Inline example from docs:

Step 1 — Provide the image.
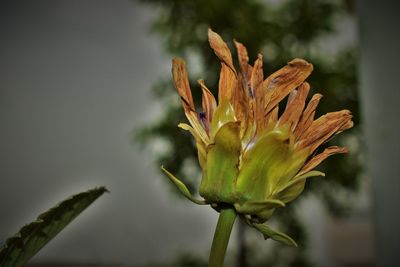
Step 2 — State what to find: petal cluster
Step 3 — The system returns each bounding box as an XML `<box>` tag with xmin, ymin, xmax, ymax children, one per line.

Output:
<box><xmin>164</xmin><ymin>29</ymin><xmax>353</xmax><ymax>244</ymax></box>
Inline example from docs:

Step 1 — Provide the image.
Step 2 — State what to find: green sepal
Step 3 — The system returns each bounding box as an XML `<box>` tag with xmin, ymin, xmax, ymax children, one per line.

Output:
<box><xmin>275</xmin><ymin>170</ymin><xmax>325</xmax><ymax>203</ymax></box>
<box><xmin>234</xmin><ymin>199</ymin><xmax>285</xmax><ymax>214</ymax></box>
<box><xmin>236</xmin><ymin>129</ymin><xmax>293</xmax><ymax>201</ymax></box>
<box><xmin>199</xmin><ymin>121</ymin><xmax>240</xmax><ymax>204</ymax></box>
<box><xmin>161</xmin><ymin>166</ymin><xmax>206</xmax><ymax>205</ymax></box>
<box><xmin>281</xmin><ymin>170</ymin><xmax>325</xmax><ymax>192</ymax></box>
<box><xmin>253</xmin><ymin>223</ymin><xmax>298</xmax><ymax>247</ymax></box>
<box><xmin>210</xmin><ymin>100</ymin><xmax>236</xmax><ymax>139</ymax></box>
<box><xmin>0</xmin><ymin>187</ymin><xmax>107</xmax><ymax>267</ymax></box>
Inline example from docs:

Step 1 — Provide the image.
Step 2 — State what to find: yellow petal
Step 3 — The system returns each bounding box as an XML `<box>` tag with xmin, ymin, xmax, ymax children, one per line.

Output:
<box><xmin>178</xmin><ymin>123</ymin><xmax>207</xmax><ymax>169</ymax></box>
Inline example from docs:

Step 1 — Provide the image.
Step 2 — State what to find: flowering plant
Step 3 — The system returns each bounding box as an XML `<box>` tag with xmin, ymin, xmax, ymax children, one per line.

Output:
<box><xmin>162</xmin><ymin>29</ymin><xmax>353</xmax><ymax>267</ymax></box>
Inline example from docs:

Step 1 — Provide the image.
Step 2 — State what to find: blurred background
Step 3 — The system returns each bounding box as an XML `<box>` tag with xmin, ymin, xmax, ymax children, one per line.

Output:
<box><xmin>0</xmin><ymin>0</ymin><xmax>399</xmax><ymax>266</ymax></box>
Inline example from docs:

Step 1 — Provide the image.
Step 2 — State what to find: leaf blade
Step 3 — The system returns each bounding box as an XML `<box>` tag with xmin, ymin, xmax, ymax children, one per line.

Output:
<box><xmin>0</xmin><ymin>186</ymin><xmax>108</xmax><ymax>267</ymax></box>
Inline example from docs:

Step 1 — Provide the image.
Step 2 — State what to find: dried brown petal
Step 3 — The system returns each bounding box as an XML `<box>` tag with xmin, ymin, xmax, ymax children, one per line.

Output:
<box><xmin>298</xmin><ymin>110</ymin><xmax>353</xmax><ymax>153</ymax></box>
<box><xmin>263</xmin><ymin>59</ymin><xmax>313</xmax><ymax>114</ymax></box>
<box><xmin>294</xmin><ymin>93</ymin><xmax>323</xmax><ymax>140</ymax></box>
<box><xmin>208</xmin><ymin>29</ymin><xmax>236</xmax><ymax>74</ymax></box>
<box><xmin>234</xmin><ymin>40</ymin><xmax>249</xmax><ymax>77</ymax></box>
<box><xmin>218</xmin><ymin>63</ymin><xmax>238</xmax><ymax>101</ymax></box>
<box><xmin>198</xmin><ymin>79</ymin><xmax>217</xmax><ymax>124</ymax></box>
<box><xmin>172</xmin><ymin>58</ymin><xmax>195</xmax><ymax>113</ymax></box>
<box><xmin>232</xmin><ymin>74</ymin><xmax>248</xmax><ymax>125</ymax></box>
<box><xmin>251</xmin><ymin>54</ymin><xmax>265</xmax><ymax>131</ymax></box>
<box><xmin>279</xmin><ymin>82</ymin><xmax>310</xmax><ymax>129</ymax></box>
<box><xmin>265</xmin><ymin>105</ymin><xmax>279</xmax><ymax>128</ymax></box>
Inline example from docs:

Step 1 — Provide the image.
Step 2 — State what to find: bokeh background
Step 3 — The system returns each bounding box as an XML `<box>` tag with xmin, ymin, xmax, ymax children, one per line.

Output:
<box><xmin>0</xmin><ymin>0</ymin><xmax>399</xmax><ymax>266</ymax></box>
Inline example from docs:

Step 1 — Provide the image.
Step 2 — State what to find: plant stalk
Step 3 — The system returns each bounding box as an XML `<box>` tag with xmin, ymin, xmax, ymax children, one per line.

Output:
<box><xmin>209</xmin><ymin>206</ymin><xmax>237</xmax><ymax>267</ymax></box>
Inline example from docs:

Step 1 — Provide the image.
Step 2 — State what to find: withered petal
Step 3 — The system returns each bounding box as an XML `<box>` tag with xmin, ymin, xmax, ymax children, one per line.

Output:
<box><xmin>234</xmin><ymin>39</ymin><xmax>249</xmax><ymax>77</ymax></box>
<box><xmin>251</xmin><ymin>54</ymin><xmax>265</xmax><ymax>131</ymax></box>
<box><xmin>298</xmin><ymin>110</ymin><xmax>353</xmax><ymax>153</ymax></box>
<box><xmin>172</xmin><ymin>58</ymin><xmax>195</xmax><ymax>113</ymax></box>
<box><xmin>279</xmin><ymin>82</ymin><xmax>310</xmax><ymax>130</ymax></box>
<box><xmin>218</xmin><ymin>63</ymin><xmax>237</xmax><ymax>102</ymax></box>
<box><xmin>263</xmin><ymin>58</ymin><xmax>313</xmax><ymax>114</ymax></box>
<box><xmin>294</xmin><ymin>93</ymin><xmax>323</xmax><ymax>140</ymax></box>
<box><xmin>198</xmin><ymin>79</ymin><xmax>217</xmax><ymax>124</ymax></box>
<box><xmin>208</xmin><ymin>28</ymin><xmax>236</xmax><ymax>74</ymax></box>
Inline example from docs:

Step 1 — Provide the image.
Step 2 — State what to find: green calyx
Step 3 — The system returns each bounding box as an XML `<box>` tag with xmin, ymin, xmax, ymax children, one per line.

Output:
<box><xmin>162</xmin><ymin>122</ymin><xmax>326</xmax><ymax>246</ymax></box>
<box><xmin>199</xmin><ymin>121</ymin><xmax>241</xmax><ymax>204</ymax></box>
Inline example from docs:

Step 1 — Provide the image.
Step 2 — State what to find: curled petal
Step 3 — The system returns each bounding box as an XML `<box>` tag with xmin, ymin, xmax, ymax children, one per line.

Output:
<box><xmin>208</xmin><ymin>29</ymin><xmax>236</xmax><ymax>74</ymax></box>
<box><xmin>172</xmin><ymin>58</ymin><xmax>195</xmax><ymax>113</ymax></box>
<box><xmin>172</xmin><ymin>58</ymin><xmax>210</xmax><ymax>144</ymax></box>
<box><xmin>198</xmin><ymin>79</ymin><xmax>217</xmax><ymax>125</ymax></box>
<box><xmin>263</xmin><ymin>58</ymin><xmax>313</xmax><ymax>114</ymax></box>
<box><xmin>178</xmin><ymin>123</ymin><xmax>207</xmax><ymax>169</ymax></box>
<box><xmin>210</xmin><ymin>100</ymin><xmax>236</xmax><ymax>139</ymax></box>
<box><xmin>208</xmin><ymin>29</ymin><xmax>237</xmax><ymax>102</ymax></box>
<box><xmin>298</xmin><ymin>110</ymin><xmax>353</xmax><ymax>153</ymax></box>
<box><xmin>298</xmin><ymin>146</ymin><xmax>348</xmax><ymax>175</ymax></box>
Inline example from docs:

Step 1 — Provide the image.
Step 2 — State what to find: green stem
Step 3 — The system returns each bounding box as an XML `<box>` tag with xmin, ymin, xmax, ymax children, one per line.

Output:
<box><xmin>209</xmin><ymin>207</ymin><xmax>237</xmax><ymax>267</ymax></box>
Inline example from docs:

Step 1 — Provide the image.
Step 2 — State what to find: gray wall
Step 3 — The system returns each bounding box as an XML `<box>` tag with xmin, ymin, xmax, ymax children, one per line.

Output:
<box><xmin>0</xmin><ymin>1</ymin><xmax>216</xmax><ymax>265</ymax></box>
<box><xmin>358</xmin><ymin>1</ymin><xmax>400</xmax><ymax>266</ymax></box>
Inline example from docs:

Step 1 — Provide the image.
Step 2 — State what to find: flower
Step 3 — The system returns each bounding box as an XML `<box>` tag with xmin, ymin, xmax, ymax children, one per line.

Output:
<box><xmin>162</xmin><ymin>29</ymin><xmax>353</xmax><ymax>245</ymax></box>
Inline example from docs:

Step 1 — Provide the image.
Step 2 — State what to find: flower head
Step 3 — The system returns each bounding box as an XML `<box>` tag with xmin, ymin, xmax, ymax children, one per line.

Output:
<box><xmin>162</xmin><ymin>29</ymin><xmax>353</xmax><ymax>245</ymax></box>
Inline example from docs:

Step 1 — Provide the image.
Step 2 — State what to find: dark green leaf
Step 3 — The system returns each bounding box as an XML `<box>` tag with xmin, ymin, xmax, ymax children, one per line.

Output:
<box><xmin>0</xmin><ymin>187</ymin><xmax>108</xmax><ymax>267</ymax></box>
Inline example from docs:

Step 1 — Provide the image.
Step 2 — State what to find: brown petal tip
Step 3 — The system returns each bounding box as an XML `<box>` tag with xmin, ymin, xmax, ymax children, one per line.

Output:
<box><xmin>288</xmin><ymin>58</ymin><xmax>313</xmax><ymax>71</ymax></box>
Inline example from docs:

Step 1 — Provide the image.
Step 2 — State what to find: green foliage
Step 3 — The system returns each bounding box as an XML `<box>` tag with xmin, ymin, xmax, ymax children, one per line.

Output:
<box><xmin>0</xmin><ymin>187</ymin><xmax>107</xmax><ymax>267</ymax></box>
<box><xmin>136</xmin><ymin>0</ymin><xmax>361</xmax><ymax>265</ymax></box>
